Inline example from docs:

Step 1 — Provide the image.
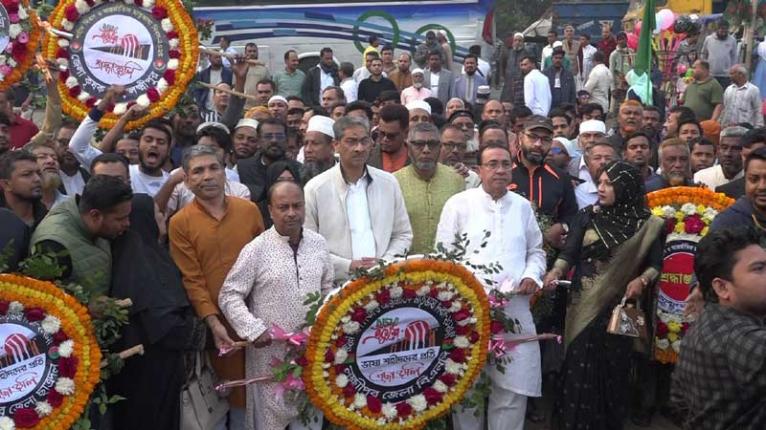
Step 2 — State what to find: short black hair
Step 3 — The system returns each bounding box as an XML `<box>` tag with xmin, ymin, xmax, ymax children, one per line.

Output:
<box><xmin>423</xmin><ymin>97</ymin><xmax>444</xmax><ymax>116</ymax></box>
<box><xmin>256</xmin><ymin>79</ymin><xmax>276</xmax><ymax>91</ymax></box>
<box><xmin>510</xmin><ymin>106</ymin><xmax>533</xmax><ymax>123</ymax></box>
<box><xmin>580</xmin><ymin>103</ymin><xmax>604</xmax><ymax>118</ymax></box>
<box><xmin>78</xmin><ymin>175</ymin><xmax>133</xmax><ymax>214</ymax></box>
<box><xmin>381</xmin><ymin>44</ymin><xmax>393</xmax><ymax>53</ymax></box>
<box><xmin>695</xmin><ymin>226</ymin><xmax>763</xmax><ymax>303</ymax></box>
<box><xmin>197</xmin><ymin>125</ymin><xmax>233</xmax><ymax>154</ymax></box>
<box><xmin>320</xmin><ymin>47</ymin><xmax>333</xmax><ymax>57</ymax></box>
<box><xmin>745</xmin><ymin>146</ymin><xmax>766</xmax><ymax>172</ymax></box>
<box><xmin>340</xmin><ymin>61</ymin><xmax>354</xmax><ymax>78</ymax></box>
<box><xmin>592</xmin><ymin>51</ymin><xmax>606</xmax><ymax>63</ymax></box>
<box><xmin>468</xmin><ymin>45</ymin><xmax>481</xmax><ymax>56</ymax></box>
<box><xmin>141</xmin><ymin>119</ymin><xmax>172</xmax><ymax>145</ymax></box>
<box><xmin>0</xmin><ymin>111</ymin><xmax>10</xmax><ymax>127</ymax></box>
<box><xmin>377</xmin><ymin>90</ymin><xmax>400</xmax><ymax>104</ymax></box>
<box><xmin>368</xmin><ymin>35</ymin><xmax>379</xmax><ymax>44</ymax></box>
<box><xmin>286</xmin><ymin>95</ymin><xmax>305</xmax><ymax>105</ymax></box>
<box><xmin>520</xmin><ymin>55</ymin><xmax>537</xmax><ymax>65</ymax></box>
<box><xmin>90</xmin><ymin>153</ymin><xmax>129</xmax><ymax>174</ymax></box>
<box><xmin>742</xmin><ymin>128</ymin><xmax>766</xmax><ymax>149</ymax></box>
<box><xmin>477</xmin><ymin>142</ymin><xmax>511</xmax><ymax>166</ymax></box>
<box><xmin>678</xmin><ymin>118</ymin><xmax>701</xmax><ymax>133</ymax></box>
<box><xmin>548</xmin><ymin>30</ymin><xmax>558</xmax><ymax>36</ymax></box>
<box><xmin>283</xmin><ymin>49</ymin><xmax>296</xmax><ymax>61</ymax></box>
<box><xmin>548</xmin><ymin>108</ymin><xmax>571</xmax><ymax>124</ymax></box>
<box><xmin>257</xmin><ymin>117</ymin><xmax>287</xmax><ymax>136</ymax></box>
<box><xmin>427</xmin><ymin>50</ymin><xmax>442</xmax><ymax>60</ymax></box>
<box><xmin>689</xmin><ymin>137</ymin><xmax>715</xmax><ymax>153</ymax></box>
<box><xmin>287</xmin><ymin>107</ymin><xmax>305</xmax><ymax>117</ymax></box>
<box><xmin>580</xmin><ymin>33</ymin><xmax>591</xmax><ymax>40</ymax></box>
<box><xmin>345</xmin><ymin>101</ymin><xmax>373</xmax><ymax>121</ymax></box>
<box><xmin>643</xmin><ymin>105</ymin><xmax>662</xmax><ymax>118</ymax></box>
<box><xmin>464</xmin><ymin>53</ymin><xmax>478</xmax><ymax>63</ymax></box>
<box><xmin>379</xmin><ymin>104</ymin><xmax>409</xmax><ymax>130</ymax></box>
<box><xmin>0</xmin><ymin>150</ymin><xmax>36</xmax><ymax>180</ymax></box>
<box><xmin>479</xmin><ymin>120</ymin><xmax>507</xmax><ymax>139</ymax></box>
<box><xmin>624</xmin><ymin>130</ymin><xmax>652</xmax><ymax>146</ymax></box>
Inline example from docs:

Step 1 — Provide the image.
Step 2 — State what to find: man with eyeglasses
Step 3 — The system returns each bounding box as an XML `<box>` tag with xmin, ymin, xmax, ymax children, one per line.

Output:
<box><xmin>367</xmin><ymin>104</ymin><xmax>410</xmax><ymax>173</ymax></box>
<box><xmin>237</xmin><ymin>117</ymin><xmax>302</xmax><ymax>201</ymax></box>
<box><xmin>509</xmin><ymin>115</ymin><xmax>577</xmax><ymax>249</ymax></box>
<box><xmin>437</xmin><ymin>141</ymin><xmax>546</xmax><ymax>430</ymax></box>
<box><xmin>439</xmin><ymin>123</ymin><xmax>481</xmax><ymax>189</ymax></box>
<box><xmin>394</xmin><ymin>122</ymin><xmax>464</xmax><ymax>253</ymax></box>
<box><xmin>304</xmin><ymin>115</ymin><xmax>412</xmax><ymax>282</ymax></box>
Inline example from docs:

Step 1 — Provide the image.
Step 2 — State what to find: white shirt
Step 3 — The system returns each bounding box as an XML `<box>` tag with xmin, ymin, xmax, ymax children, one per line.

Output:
<box><xmin>541</xmin><ymin>44</ymin><xmax>555</xmax><ymax>69</ymax></box>
<box><xmin>465</xmin><ymin>170</ymin><xmax>481</xmax><ymax>189</ymax></box>
<box><xmin>207</xmin><ymin>68</ymin><xmax>223</xmax><ymax>111</ymax></box>
<box><xmin>435</xmin><ymin>187</ymin><xmax>546</xmax><ymax>396</ymax></box>
<box><xmin>60</xmin><ymin>169</ymin><xmax>85</xmax><ymax>196</ymax></box>
<box><xmin>429</xmin><ymin>71</ymin><xmax>441</xmax><ymax>94</ymax></box>
<box><xmin>693</xmin><ymin>164</ymin><xmax>744</xmax><ymax>190</ymax></box>
<box><xmin>523</xmin><ymin>69</ymin><xmax>552</xmax><ymax>116</ymax></box>
<box><xmin>574</xmin><ymin>156</ymin><xmax>598</xmax><ymax>209</ymax></box>
<box><xmin>721</xmin><ymin>81</ymin><xmax>764</xmax><ymax>127</ymax></box>
<box><xmin>320</xmin><ymin>68</ymin><xmax>335</xmax><ymax>94</ymax></box>
<box><xmin>129</xmin><ymin>164</ymin><xmax>169</xmax><ymax>197</ymax></box>
<box><xmin>346</xmin><ymin>175</ymin><xmax>376</xmax><ymax>259</ymax></box>
<box><xmin>340</xmin><ymin>78</ymin><xmax>358</xmax><ymax>103</ymax></box>
<box><xmin>584</xmin><ymin>63</ymin><xmax>613</xmax><ymax>112</ymax></box>
<box><xmin>579</xmin><ymin>44</ymin><xmax>597</xmax><ymax>80</ymax></box>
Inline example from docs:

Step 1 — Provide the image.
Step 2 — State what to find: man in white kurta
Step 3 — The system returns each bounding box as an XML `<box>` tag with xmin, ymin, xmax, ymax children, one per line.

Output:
<box><xmin>219</xmin><ymin>182</ymin><xmax>333</xmax><ymax>430</ymax></box>
<box><xmin>520</xmin><ymin>56</ymin><xmax>552</xmax><ymax>116</ymax></box>
<box><xmin>435</xmin><ymin>144</ymin><xmax>546</xmax><ymax>430</ymax></box>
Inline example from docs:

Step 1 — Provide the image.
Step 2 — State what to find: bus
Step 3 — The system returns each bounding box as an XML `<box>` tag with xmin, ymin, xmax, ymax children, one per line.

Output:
<box><xmin>192</xmin><ymin>0</ymin><xmax>495</xmax><ymax>71</ymax></box>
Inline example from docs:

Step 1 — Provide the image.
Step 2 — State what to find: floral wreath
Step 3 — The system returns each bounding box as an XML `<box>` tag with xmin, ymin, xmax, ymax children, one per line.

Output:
<box><xmin>0</xmin><ymin>0</ymin><xmax>40</xmax><ymax>89</ymax></box>
<box><xmin>0</xmin><ymin>274</ymin><xmax>101</xmax><ymax>430</ymax></box>
<box><xmin>647</xmin><ymin>186</ymin><xmax>734</xmax><ymax>363</ymax></box>
<box><xmin>304</xmin><ymin>259</ymin><xmax>490</xmax><ymax>430</ymax></box>
<box><xmin>43</xmin><ymin>0</ymin><xmax>199</xmax><ymax>130</ymax></box>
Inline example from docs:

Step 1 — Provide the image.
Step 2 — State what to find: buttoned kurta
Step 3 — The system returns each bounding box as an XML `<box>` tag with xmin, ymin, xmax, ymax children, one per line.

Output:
<box><xmin>169</xmin><ymin>196</ymin><xmax>264</xmax><ymax>407</ymax></box>
<box><xmin>219</xmin><ymin>227</ymin><xmax>334</xmax><ymax>430</ymax></box>
<box><xmin>435</xmin><ymin>187</ymin><xmax>546</xmax><ymax>396</ymax></box>
<box><xmin>394</xmin><ymin>164</ymin><xmax>464</xmax><ymax>254</ymax></box>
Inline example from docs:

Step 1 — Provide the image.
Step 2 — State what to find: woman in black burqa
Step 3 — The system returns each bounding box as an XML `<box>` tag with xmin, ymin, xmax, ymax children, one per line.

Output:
<box><xmin>107</xmin><ymin>195</ymin><xmax>204</xmax><ymax>430</ymax></box>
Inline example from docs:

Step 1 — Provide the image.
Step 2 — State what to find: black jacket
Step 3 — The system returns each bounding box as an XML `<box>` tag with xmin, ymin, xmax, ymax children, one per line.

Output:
<box><xmin>543</xmin><ymin>66</ymin><xmax>577</xmax><ymax>107</ymax></box>
<box><xmin>710</xmin><ymin>196</ymin><xmax>766</xmax><ymax>232</ymax></box>
<box><xmin>301</xmin><ymin>65</ymin><xmax>339</xmax><ymax>106</ymax></box>
<box><xmin>510</xmin><ymin>162</ymin><xmax>578</xmax><ymax>225</ymax></box>
<box><xmin>715</xmin><ymin>177</ymin><xmax>744</xmax><ymax>200</ymax></box>
<box><xmin>237</xmin><ymin>153</ymin><xmax>303</xmax><ymax>202</ymax></box>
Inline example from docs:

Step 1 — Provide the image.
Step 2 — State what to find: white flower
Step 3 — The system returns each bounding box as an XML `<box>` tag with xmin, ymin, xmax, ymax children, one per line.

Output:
<box><xmin>77</xmin><ymin>91</ymin><xmax>91</xmax><ymax>102</ymax></box>
<box><xmin>161</xmin><ymin>18</ymin><xmax>174</xmax><ymax>33</ymax></box>
<box><xmin>17</xmin><ymin>6</ymin><xmax>27</xmax><ymax>20</ymax></box>
<box><xmin>58</xmin><ymin>39</ymin><xmax>70</xmax><ymax>48</ymax></box>
<box><xmin>65</xmin><ymin>76</ymin><xmax>79</xmax><ymax>89</ymax></box>
<box><xmin>0</xmin><ymin>416</ymin><xmax>15</xmax><ymax>430</ymax></box>
<box><xmin>157</xmin><ymin>78</ymin><xmax>168</xmax><ymax>93</ymax></box>
<box><xmin>363</xmin><ymin>300</ymin><xmax>379</xmax><ymax>312</ymax></box>
<box><xmin>167</xmin><ymin>59</ymin><xmax>179</xmax><ymax>70</ymax></box>
<box><xmin>55</xmin><ymin>377</ymin><xmax>75</xmax><ymax>395</ymax></box>
<box><xmin>7</xmin><ymin>58</ymin><xmax>16</xmax><ymax>68</ymax></box>
<box><xmin>335</xmin><ymin>374</ymin><xmax>348</xmax><ymax>388</ymax></box>
<box><xmin>407</xmin><ymin>394</ymin><xmax>427</xmax><ymax>412</ymax></box>
<box><xmin>56</xmin><ymin>58</ymin><xmax>69</xmax><ymax>67</ymax></box>
<box><xmin>8</xmin><ymin>24</ymin><xmax>21</xmax><ymax>39</ymax></box>
<box><xmin>62</xmin><ymin>20</ymin><xmax>74</xmax><ymax>32</ymax></box>
<box><xmin>680</xmin><ymin>203</ymin><xmax>697</xmax><ymax>216</ymax></box>
<box><xmin>656</xmin><ymin>338</ymin><xmax>670</xmax><ymax>350</ymax></box>
<box><xmin>389</xmin><ymin>285</ymin><xmax>403</xmax><ymax>298</ymax></box>
<box><xmin>75</xmin><ymin>0</ymin><xmax>91</xmax><ymax>14</ymax></box>
<box><xmin>671</xmin><ymin>340</ymin><xmax>682</xmax><ymax>353</ymax></box>
<box><xmin>342</xmin><ymin>321</ymin><xmax>360</xmax><ymax>335</ymax></box>
<box><xmin>334</xmin><ymin>348</ymin><xmax>348</xmax><ymax>364</ymax></box>
<box><xmin>0</xmin><ymin>56</ymin><xmax>6</xmax><ymax>66</ymax></box>
<box><xmin>445</xmin><ymin>358</ymin><xmax>461</xmax><ymax>375</ymax></box>
<box><xmin>432</xmin><ymin>380</ymin><xmax>449</xmax><ymax>393</ymax></box>
<box><xmin>113</xmin><ymin>102</ymin><xmax>128</xmax><ymax>116</ymax></box>
<box><xmin>453</xmin><ymin>336</ymin><xmax>470</xmax><ymax>348</ymax></box>
<box><xmin>35</xmin><ymin>400</ymin><xmax>53</xmax><ymax>416</ymax></box>
<box><xmin>8</xmin><ymin>301</ymin><xmax>23</xmax><ymax>314</ymax></box>
<box><xmin>169</xmin><ymin>38</ymin><xmax>179</xmax><ymax>49</ymax></box>
<box><xmin>41</xmin><ymin>315</ymin><xmax>61</xmax><ymax>335</ymax></box>
<box><xmin>662</xmin><ymin>205</ymin><xmax>676</xmax><ymax>218</ymax></box>
<box><xmin>0</xmin><ymin>75</ymin><xmax>5</xmax><ymax>82</ymax></box>
<box><xmin>437</xmin><ymin>290</ymin><xmax>454</xmax><ymax>301</ymax></box>
<box><xmin>352</xmin><ymin>393</ymin><xmax>367</xmax><ymax>409</ymax></box>
<box><xmin>136</xmin><ymin>94</ymin><xmax>151</xmax><ymax>107</ymax></box>
<box><xmin>58</xmin><ymin>340</ymin><xmax>74</xmax><ymax>358</ymax></box>
<box><xmin>382</xmin><ymin>402</ymin><xmax>397</xmax><ymax>420</ymax></box>
<box><xmin>340</xmin><ymin>315</ymin><xmax>351</xmax><ymax>323</ymax></box>
<box><xmin>143</xmin><ymin>0</ymin><xmax>156</xmax><ymax>7</ymax></box>
<box><xmin>416</xmin><ymin>286</ymin><xmax>430</xmax><ymax>296</ymax></box>
<box><xmin>449</xmin><ymin>301</ymin><xmax>462</xmax><ymax>313</ymax></box>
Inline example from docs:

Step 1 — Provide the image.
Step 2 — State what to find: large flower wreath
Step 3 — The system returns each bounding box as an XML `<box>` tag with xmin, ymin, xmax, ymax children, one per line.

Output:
<box><xmin>0</xmin><ymin>274</ymin><xmax>101</xmax><ymax>430</ymax></box>
<box><xmin>0</xmin><ymin>0</ymin><xmax>39</xmax><ymax>89</ymax></box>
<box><xmin>43</xmin><ymin>0</ymin><xmax>198</xmax><ymax>130</ymax></box>
<box><xmin>304</xmin><ymin>259</ymin><xmax>491</xmax><ymax>430</ymax></box>
<box><xmin>647</xmin><ymin>186</ymin><xmax>735</xmax><ymax>363</ymax></box>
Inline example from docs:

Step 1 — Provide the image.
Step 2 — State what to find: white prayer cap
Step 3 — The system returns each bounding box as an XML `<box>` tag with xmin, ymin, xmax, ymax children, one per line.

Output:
<box><xmin>554</xmin><ymin>137</ymin><xmax>579</xmax><ymax>157</ymax></box>
<box><xmin>306</xmin><ymin>115</ymin><xmax>335</xmax><ymax>139</ymax></box>
<box><xmin>406</xmin><ymin>100</ymin><xmax>431</xmax><ymax>115</ymax></box>
<box><xmin>196</xmin><ymin>121</ymin><xmax>230</xmax><ymax>135</ymax></box>
<box><xmin>268</xmin><ymin>95</ymin><xmax>288</xmax><ymax>105</ymax></box>
<box><xmin>411</xmin><ymin>68</ymin><xmax>425</xmax><ymax>76</ymax></box>
<box><xmin>552</xmin><ymin>40</ymin><xmax>563</xmax><ymax>48</ymax></box>
<box><xmin>514</xmin><ymin>32</ymin><xmax>525</xmax><ymax>40</ymax></box>
<box><xmin>578</xmin><ymin>119</ymin><xmax>606</xmax><ymax>135</ymax></box>
<box><xmin>235</xmin><ymin>118</ymin><xmax>259</xmax><ymax>132</ymax></box>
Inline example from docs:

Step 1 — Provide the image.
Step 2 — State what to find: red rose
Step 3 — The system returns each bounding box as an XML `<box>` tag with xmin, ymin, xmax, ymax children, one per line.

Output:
<box><xmin>53</xmin><ymin>330</ymin><xmax>69</xmax><ymax>345</ymax></box>
<box><xmin>375</xmin><ymin>289</ymin><xmax>390</xmax><ymax>305</ymax></box>
<box><xmin>423</xmin><ymin>387</ymin><xmax>442</xmax><ymax>405</ymax></box>
<box><xmin>403</xmin><ymin>288</ymin><xmax>416</xmax><ymax>299</ymax></box>
<box><xmin>335</xmin><ymin>336</ymin><xmax>346</xmax><ymax>348</ymax></box>
<box><xmin>367</xmin><ymin>395</ymin><xmax>382</xmax><ymax>413</ymax></box>
<box><xmin>168</xmin><ymin>50</ymin><xmax>180</xmax><ymax>59</ymax></box>
<box><xmin>681</xmin><ymin>322</ymin><xmax>690</xmax><ymax>333</ymax></box>
<box><xmin>163</xmin><ymin>69</ymin><xmax>176</xmax><ymax>85</ymax></box>
<box><xmin>85</xmin><ymin>97</ymin><xmax>97</xmax><ymax>108</ymax></box>
<box><xmin>64</xmin><ymin>5</ymin><xmax>79</xmax><ymax>22</ymax></box>
<box><xmin>439</xmin><ymin>373</ymin><xmax>457</xmax><ymax>386</ymax></box>
<box><xmin>55</xmin><ymin>47</ymin><xmax>69</xmax><ymax>59</ymax></box>
<box><xmin>167</xmin><ymin>31</ymin><xmax>179</xmax><ymax>40</ymax></box>
<box><xmin>324</xmin><ymin>349</ymin><xmax>334</xmax><ymax>363</ymax></box>
<box><xmin>5</xmin><ymin>2</ymin><xmax>18</xmax><ymax>14</ymax></box>
<box><xmin>449</xmin><ymin>348</ymin><xmax>467</xmax><ymax>363</ymax></box>
<box><xmin>11</xmin><ymin>42</ymin><xmax>26</xmax><ymax>62</ymax></box>
<box><xmin>146</xmin><ymin>88</ymin><xmax>160</xmax><ymax>103</ymax></box>
<box><xmin>25</xmin><ymin>308</ymin><xmax>45</xmax><ymax>321</ymax></box>
<box><xmin>395</xmin><ymin>401</ymin><xmax>412</xmax><ymax>417</ymax></box>
<box><xmin>455</xmin><ymin>325</ymin><xmax>471</xmax><ymax>336</ymax></box>
<box><xmin>468</xmin><ymin>331</ymin><xmax>480</xmax><ymax>343</ymax></box>
<box><xmin>13</xmin><ymin>408</ymin><xmax>40</xmax><ymax>428</ymax></box>
<box><xmin>665</xmin><ymin>218</ymin><xmax>676</xmax><ymax>234</ymax></box>
<box><xmin>0</xmin><ymin>300</ymin><xmax>9</xmax><ymax>315</ymax></box>
<box><xmin>47</xmin><ymin>389</ymin><xmax>64</xmax><ymax>407</ymax></box>
<box><xmin>490</xmin><ymin>320</ymin><xmax>504</xmax><ymax>335</ymax></box>
<box><xmin>429</xmin><ymin>288</ymin><xmax>439</xmax><ymax>298</ymax></box>
<box><xmin>656</xmin><ymin>321</ymin><xmax>669</xmax><ymax>337</ymax></box>
<box><xmin>350</xmin><ymin>307</ymin><xmax>366</xmax><ymax>323</ymax></box>
<box><xmin>334</xmin><ymin>364</ymin><xmax>346</xmax><ymax>374</ymax></box>
<box><xmin>441</xmin><ymin>300</ymin><xmax>452</xmax><ymax>309</ymax></box>
<box><xmin>85</xmin><ymin>0</ymin><xmax>96</xmax><ymax>6</ymax></box>
<box><xmin>134</xmin><ymin>0</ymin><xmax>143</xmax><ymax>5</ymax></box>
<box><xmin>453</xmin><ymin>309</ymin><xmax>470</xmax><ymax>322</ymax></box>
<box><xmin>59</xmin><ymin>69</ymin><xmax>69</xmax><ymax>81</ymax></box>
<box><xmin>151</xmin><ymin>6</ymin><xmax>167</xmax><ymax>20</ymax></box>
<box><xmin>68</xmin><ymin>86</ymin><xmax>81</xmax><ymax>97</ymax></box>
<box><xmin>295</xmin><ymin>356</ymin><xmax>308</xmax><ymax>367</ymax></box>
<box><xmin>58</xmin><ymin>356</ymin><xmax>78</xmax><ymax>378</ymax></box>
<box><xmin>342</xmin><ymin>384</ymin><xmax>355</xmax><ymax>398</ymax></box>
<box><xmin>684</xmin><ymin>214</ymin><xmax>705</xmax><ymax>235</ymax></box>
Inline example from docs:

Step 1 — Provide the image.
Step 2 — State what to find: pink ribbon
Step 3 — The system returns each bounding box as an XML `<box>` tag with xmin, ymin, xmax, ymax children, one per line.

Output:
<box><xmin>488</xmin><ymin>333</ymin><xmax>562</xmax><ymax>357</ymax></box>
<box><xmin>274</xmin><ymin>373</ymin><xmax>305</xmax><ymax>397</ymax></box>
<box><xmin>487</xmin><ymin>293</ymin><xmax>509</xmax><ymax>309</ymax></box>
<box><xmin>215</xmin><ymin>375</ymin><xmax>273</xmax><ymax>392</ymax></box>
<box><xmin>268</xmin><ymin>324</ymin><xmax>308</xmax><ymax>347</ymax></box>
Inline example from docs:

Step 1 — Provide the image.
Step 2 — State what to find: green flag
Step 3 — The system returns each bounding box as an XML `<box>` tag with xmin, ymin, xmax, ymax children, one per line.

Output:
<box><xmin>634</xmin><ymin>0</ymin><xmax>655</xmax><ymax>74</ymax></box>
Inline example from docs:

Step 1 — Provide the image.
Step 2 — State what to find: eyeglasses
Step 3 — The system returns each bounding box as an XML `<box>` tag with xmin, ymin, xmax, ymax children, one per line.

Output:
<box><xmin>482</xmin><ymin>161</ymin><xmax>512</xmax><ymax>170</ymax></box>
<box><xmin>378</xmin><ymin>131</ymin><xmax>401</xmax><ymax>141</ymax></box>
<box><xmin>409</xmin><ymin>140</ymin><xmax>440</xmax><ymax>150</ymax></box>
<box><xmin>524</xmin><ymin>132</ymin><xmax>553</xmax><ymax>144</ymax></box>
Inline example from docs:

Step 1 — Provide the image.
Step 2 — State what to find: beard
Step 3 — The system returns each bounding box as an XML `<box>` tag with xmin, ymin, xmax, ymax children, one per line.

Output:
<box><xmin>522</xmin><ymin>146</ymin><xmax>546</xmax><ymax>165</ymax></box>
<box><xmin>41</xmin><ymin>171</ymin><xmax>62</xmax><ymax>191</ymax></box>
<box><xmin>413</xmin><ymin>81</ymin><xmax>423</xmax><ymax>89</ymax></box>
<box><xmin>666</xmin><ymin>172</ymin><xmax>687</xmax><ymax>186</ymax></box>
<box><xmin>264</xmin><ymin>144</ymin><xmax>286</xmax><ymax>161</ymax></box>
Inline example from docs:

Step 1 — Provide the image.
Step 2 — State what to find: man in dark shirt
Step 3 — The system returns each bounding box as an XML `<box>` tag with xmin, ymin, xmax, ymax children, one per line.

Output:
<box><xmin>673</xmin><ymin>226</ymin><xmax>766</xmax><ymax>429</ymax></box>
<box><xmin>711</xmin><ymin>147</ymin><xmax>766</xmax><ymax>231</ymax></box>
<box><xmin>716</xmin><ymin>128</ymin><xmax>766</xmax><ymax>199</ymax></box>
<box><xmin>358</xmin><ymin>58</ymin><xmax>397</xmax><ymax>104</ymax></box>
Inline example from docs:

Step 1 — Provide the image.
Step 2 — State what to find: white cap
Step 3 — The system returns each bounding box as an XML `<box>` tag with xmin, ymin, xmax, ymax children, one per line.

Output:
<box><xmin>196</xmin><ymin>121</ymin><xmax>230</xmax><ymax>134</ymax></box>
<box><xmin>477</xmin><ymin>85</ymin><xmax>491</xmax><ymax>95</ymax></box>
<box><xmin>405</xmin><ymin>100</ymin><xmax>431</xmax><ymax>115</ymax></box>
<box><xmin>235</xmin><ymin>118</ymin><xmax>259</xmax><ymax>132</ymax></box>
<box><xmin>552</xmin><ymin>40</ymin><xmax>563</xmax><ymax>48</ymax></box>
<box><xmin>268</xmin><ymin>95</ymin><xmax>288</xmax><ymax>105</ymax></box>
<box><xmin>514</xmin><ymin>32</ymin><xmax>525</xmax><ymax>39</ymax></box>
<box><xmin>411</xmin><ymin>68</ymin><xmax>424</xmax><ymax>76</ymax></box>
<box><xmin>554</xmin><ymin>137</ymin><xmax>579</xmax><ymax>157</ymax></box>
<box><xmin>579</xmin><ymin>119</ymin><xmax>606</xmax><ymax>135</ymax></box>
<box><xmin>306</xmin><ymin>115</ymin><xmax>335</xmax><ymax>139</ymax></box>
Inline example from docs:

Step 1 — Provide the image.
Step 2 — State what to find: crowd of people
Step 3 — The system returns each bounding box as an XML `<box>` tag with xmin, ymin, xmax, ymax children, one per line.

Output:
<box><xmin>0</xmin><ymin>20</ymin><xmax>765</xmax><ymax>430</ymax></box>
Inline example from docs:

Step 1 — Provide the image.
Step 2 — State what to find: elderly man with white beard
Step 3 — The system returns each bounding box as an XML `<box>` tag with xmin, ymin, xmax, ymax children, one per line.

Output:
<box><xmin>26</xmin><ymin>142</ymin><xmax>67</xmax><ymax>209</ymax></box>
<box><xmin>401</xmin><ymin>68</ymin><xmax>433</xmax><ymax>105</ymax></box>
<box><xmin>301</xmin><ymin>115</ymin><xmax>337</xmax><ymax>184</ymax></box>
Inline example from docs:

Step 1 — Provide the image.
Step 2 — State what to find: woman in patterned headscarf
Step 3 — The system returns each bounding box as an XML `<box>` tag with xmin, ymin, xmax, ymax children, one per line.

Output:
<box><xmin>543</xmin><ymin>161</ymin><xmax>666</xmax><ymax>430</ymax></box>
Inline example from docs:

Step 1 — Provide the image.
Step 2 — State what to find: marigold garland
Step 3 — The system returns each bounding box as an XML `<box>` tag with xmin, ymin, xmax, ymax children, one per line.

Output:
<box><xmin>0</xmin><ymin>0</ymin><xmax>40</xmax><ymax>91</ymax></box>
<box><xmin>42</xmin><ymin>0</ymin><xmax>198</xmax><ymax>130</ymax></box>
<box><xmin>0</xmin><ymin>274</ymin><xmax>101</xmax><ymax>430</ymax></box>
<box><xmin>304</xmin><ymin>259</ymin><xmax>491</xmax><ymax>430</ymax></box>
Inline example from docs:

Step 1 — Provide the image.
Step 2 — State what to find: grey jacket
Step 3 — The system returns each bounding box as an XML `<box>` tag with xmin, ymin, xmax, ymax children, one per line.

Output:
<box><xmin>423</xmin><ymin>69</ymin><xmax>454</xmax><ymax>105</ymax></box>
